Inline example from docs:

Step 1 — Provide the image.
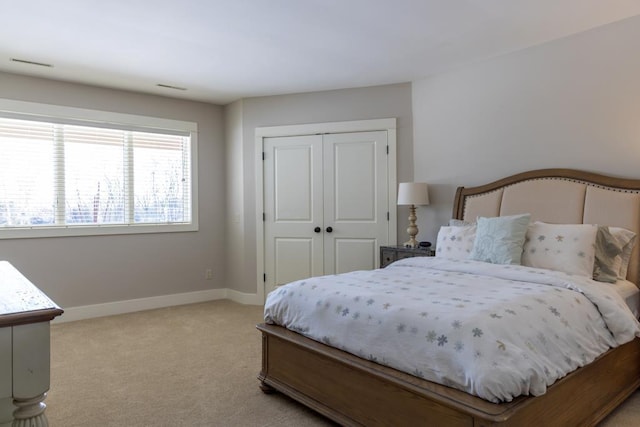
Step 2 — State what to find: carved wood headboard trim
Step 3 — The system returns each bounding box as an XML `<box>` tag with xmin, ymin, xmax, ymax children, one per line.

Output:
<box><xmin>453</xmin><ymin>168</ymin><xmax>640</xmax><ymax>220</ymax></box>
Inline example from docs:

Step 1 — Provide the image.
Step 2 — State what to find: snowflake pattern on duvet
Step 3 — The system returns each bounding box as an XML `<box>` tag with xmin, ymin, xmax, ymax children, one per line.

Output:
<box><xmin>264</xmin><ymin>257</ymin><xmax>640</xmax><ymax>403</ymax></box>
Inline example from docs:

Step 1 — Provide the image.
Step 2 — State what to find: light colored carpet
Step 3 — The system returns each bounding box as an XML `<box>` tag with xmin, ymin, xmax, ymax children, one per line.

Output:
<box><xmin>47</xmin><ymin>300</ymin><xmax>333</xmax><ymax>427</ymax></box>
<box><xmin>45</xmin><ymin>300</ymin><xmax>639</xmax><ymax>426</ymax></box>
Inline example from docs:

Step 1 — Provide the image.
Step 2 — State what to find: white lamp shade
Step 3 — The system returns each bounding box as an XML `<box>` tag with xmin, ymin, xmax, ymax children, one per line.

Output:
<box><xmin>397</xmin><ymin>182</ymin><xmax>430</xmax><ymax>206</ymax></box>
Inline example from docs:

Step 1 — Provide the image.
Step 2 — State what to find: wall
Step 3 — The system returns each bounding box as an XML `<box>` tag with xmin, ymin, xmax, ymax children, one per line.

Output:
<box><xmin>224</xmin><ymin>83</ymin><xmax>413</xmax><ymax>295</ymax></box>
<box><xmin>412</xmin><ymin>15</ymin><xmax>640</xmax><ymax>242</ymax></box>
<box><xmin>0</xmin><ymin>72</ymin><xmax>226</xmax><ymax>311</ymax></box>
<box><xmin>10</xmin><ymin>12</ymin><xmax>635</xmax><ymax>310</ymax></box>
<box><xmin>224</xmin><ymin>99</ymin><xmax>248</xmax><ymax>302</ymax></box>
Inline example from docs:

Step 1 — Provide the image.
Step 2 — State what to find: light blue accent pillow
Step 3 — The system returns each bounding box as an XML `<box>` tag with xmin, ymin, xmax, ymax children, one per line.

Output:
<box><xmin>469</xmin><ymin>213</ymin><xmax>531</xmax><ymax>265</ymax></box>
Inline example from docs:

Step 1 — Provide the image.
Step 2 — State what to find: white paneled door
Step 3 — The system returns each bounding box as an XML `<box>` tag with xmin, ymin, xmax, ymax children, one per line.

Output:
<box><xmin>264</xmin><ymin>130</ymin><xmax>389</xmax><ymax>296</ymax></box>
<box><xmin>264</xmin><ymin>134</ymin><xmax>324</xmax><ymax>288</ymax></box>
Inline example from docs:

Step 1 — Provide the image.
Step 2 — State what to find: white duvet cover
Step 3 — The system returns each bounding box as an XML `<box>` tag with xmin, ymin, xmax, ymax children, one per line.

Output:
<box><xmin>264</xmin><ymin>257</ymin><xmax>640</xmax><ymax>403</ymax></box>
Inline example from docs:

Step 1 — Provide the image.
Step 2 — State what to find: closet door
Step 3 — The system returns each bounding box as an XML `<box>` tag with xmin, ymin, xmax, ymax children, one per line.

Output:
<box><xmin>323</xmin><ymin>131</ymin><xmax>388</xmax><ymax>274</ymax></box>
<box><xmin>263</xmin><ymin>135</ymin><xmax>323</xmax><ymax>291</ymax></box>
<box><xmin>263</xmin><ymin>131</ymin><xmax>390</xmax><ymax>295</ymax></box>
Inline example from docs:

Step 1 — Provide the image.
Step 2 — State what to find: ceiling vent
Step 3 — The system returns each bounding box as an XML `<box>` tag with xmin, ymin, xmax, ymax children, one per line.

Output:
<box><xmin>10</xmin><ymin>58</ymin><xmax>53</xmax><ymax>68</ymax></box>
<box><xmin>156</xmin><ymin>84</ymin><xmax>187</xmax><ymax>91</ymax></box>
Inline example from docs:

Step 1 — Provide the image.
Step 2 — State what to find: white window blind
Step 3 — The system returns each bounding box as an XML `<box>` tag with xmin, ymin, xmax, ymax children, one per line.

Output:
<box><xmin>0</xmin><ymin>108</ymin><xmax>196</xmax><ymax>238</ymax></box>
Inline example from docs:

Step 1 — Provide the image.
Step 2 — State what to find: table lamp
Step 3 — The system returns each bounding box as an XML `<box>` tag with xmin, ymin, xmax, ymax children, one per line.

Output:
<box><xmin>397</xmin><ymin>182</ymin><xmax>430</xmax><ymax>248</ymax></box>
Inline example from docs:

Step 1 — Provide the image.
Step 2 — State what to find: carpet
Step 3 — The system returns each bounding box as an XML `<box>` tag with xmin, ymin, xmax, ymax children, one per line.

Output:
<box><xmin>45</xmin><ymin>300</ymin><xmax>638</xmax><ymax>426</ymax></box>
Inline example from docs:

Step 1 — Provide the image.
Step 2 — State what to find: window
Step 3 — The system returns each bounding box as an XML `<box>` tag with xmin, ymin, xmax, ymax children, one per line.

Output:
<box><xmin>0</xmin><ymin>99</ymin><xmax>198</xmax><ymax>238</ymax></box>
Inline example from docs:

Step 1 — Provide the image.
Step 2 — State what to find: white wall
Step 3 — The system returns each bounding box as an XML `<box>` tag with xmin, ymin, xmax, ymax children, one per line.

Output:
<box><xmin>224</xmin><ymin>100</ymin><xmax>249</xmax><ymax>301</ymax></box>
<box><xmin>0</xmin><ymin>72</ymin><xmax>226</xmax><ymax>311</ymax></box>
<box><xmin>8</xmin><ymin>12</ymin><xmax>637</xmax><ymax>311</ymax></box>
<box><xmin>412</xmin><ymin>15</ymin><xmax>640</xmax><ymax>243</ymax></box>
<box><xmin>224</xmin><ymin>83</ymin><xmax>413</xmax><ymax>295</ymax></box>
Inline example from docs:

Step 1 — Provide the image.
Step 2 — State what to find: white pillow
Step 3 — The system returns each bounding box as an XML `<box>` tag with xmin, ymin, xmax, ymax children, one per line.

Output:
<box><xmin>435</xmin><ymin>225</ymin><xmax>476</xmax><ymax>260</ymax></box>
<box><xmin>521</xmin><ymin>222</ymin><xmax>598</xmax><ymax>277</ymax></box>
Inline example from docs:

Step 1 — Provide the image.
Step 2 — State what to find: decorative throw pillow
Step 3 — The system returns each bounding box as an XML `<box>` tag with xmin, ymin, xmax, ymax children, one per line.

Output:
<box><xmin>608</xmin><ymin>227</ymin><xmax>637</xmax><ymax>280</ymax></box>
<box><xmin>593</xmin><ymin>226</ymin><xmax>624</xmax><ymax>283</ymax></box>
<box><xmin>521</xmin><ymin>222</ymin><xmax>598</xmax><ymax>277</ymax></box>
<box><xmin>435</xmin><ymin>225</ymin><xmax>476</xmax><ymax>260</ymax></box>
<box><xmin>469</xmin><ymin>213</ymin><xmax>531</xmax><ymax>265</ymax></box>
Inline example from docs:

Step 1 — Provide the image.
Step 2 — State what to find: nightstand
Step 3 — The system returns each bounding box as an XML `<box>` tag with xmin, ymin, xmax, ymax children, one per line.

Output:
<box><xmin>379</xmin><ymin>245</ymin><xmax>435</xmax><ymax>268</ymax></box>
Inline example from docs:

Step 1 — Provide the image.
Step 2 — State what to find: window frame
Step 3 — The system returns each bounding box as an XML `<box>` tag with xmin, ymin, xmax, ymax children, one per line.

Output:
<box><xmin>0</xmin><ymin>98</ymin><xmax>199</xmax><ymax>239</ymax></box>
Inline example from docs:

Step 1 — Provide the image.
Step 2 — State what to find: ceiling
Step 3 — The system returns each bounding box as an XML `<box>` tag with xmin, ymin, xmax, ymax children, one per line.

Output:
<box><xmin>2</xmin><ymin>1</ymin><xmax>640</xmax><ymax>105</ymax></box>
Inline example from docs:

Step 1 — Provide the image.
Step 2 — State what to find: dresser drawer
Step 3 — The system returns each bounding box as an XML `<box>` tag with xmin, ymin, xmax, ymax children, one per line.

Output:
<box><xmin>0</xmin><ymin>328</ymin><xmax>10</xmax><ymax>399</ymax></box>
<box><xmin>379</xmin><ymin>245</ymin><xmax>434</xmax><ymax>268</ymax></box>
<box><xmin>399</xmin><ymin>251</ymin><xmax>423</xmax><ymax>260</ymax></box>
<box><xmin>380</xmin><ymin>248</ymin><xmax>397</xmax><ymax>268</ymax></box>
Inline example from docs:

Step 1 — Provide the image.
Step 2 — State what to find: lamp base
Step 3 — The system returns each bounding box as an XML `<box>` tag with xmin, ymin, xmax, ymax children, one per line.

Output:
<box><xmin>403</xmin><ymin>239</ymin><xmax>419</xmax><ymax>249</ymax></box>
<box><xmin>404</xmin><ymin>205</ymin><xmax>419</xmax><ymax>249</ymax></box>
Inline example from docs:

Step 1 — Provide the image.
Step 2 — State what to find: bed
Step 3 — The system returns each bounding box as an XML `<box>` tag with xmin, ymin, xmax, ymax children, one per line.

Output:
<box><xmin>257</xmin><ymin>168</ymin><xmax>640</xmax><ymax>426</ymax></box>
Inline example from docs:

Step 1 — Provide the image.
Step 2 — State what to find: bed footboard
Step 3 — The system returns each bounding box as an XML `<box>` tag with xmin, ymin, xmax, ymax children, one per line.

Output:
<box><xmin>258</xmin><ymin>323</ymin><xmax>640</xmax><ymax>427</ymax></box>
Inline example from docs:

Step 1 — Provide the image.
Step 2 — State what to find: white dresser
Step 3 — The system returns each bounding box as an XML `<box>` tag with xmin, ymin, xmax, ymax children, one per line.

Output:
<box><xmin>0</xmin><ymin>261</ymin><xmax>63</xmax><ymax>427</ymax></box>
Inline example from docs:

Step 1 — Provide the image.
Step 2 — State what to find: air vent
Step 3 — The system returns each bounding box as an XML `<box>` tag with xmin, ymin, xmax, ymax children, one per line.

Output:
<box><xmin>156</xmin><ymin>84</ymin><xmax>187</xmax><ymax>91</ymax></box>
<box><xmin>10</xmin><ymin>58</ymin><xmax>53</xmax><ymax>68</ymax></box>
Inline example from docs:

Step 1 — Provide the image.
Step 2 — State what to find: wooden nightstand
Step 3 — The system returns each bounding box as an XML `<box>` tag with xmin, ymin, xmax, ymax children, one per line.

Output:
<box><xmin>379</xmin><ymin>245</ymin><xmax>434</xmax><ymax>268</ymax></box>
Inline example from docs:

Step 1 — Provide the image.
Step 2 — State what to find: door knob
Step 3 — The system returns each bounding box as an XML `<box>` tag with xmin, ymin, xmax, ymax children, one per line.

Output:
<box><xmin>326</xmin><ymin>226</ymin><xmax>333</xmax><ymax>233</ymax></box>
<box><xmin>314</xmin><ymin>227</ymin><xmax>321</xmax><ymax>233</ymax></box>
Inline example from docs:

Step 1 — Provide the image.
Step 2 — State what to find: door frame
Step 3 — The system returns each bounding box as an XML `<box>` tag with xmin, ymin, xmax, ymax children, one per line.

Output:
<box><xmin>255</xmin><ymin>118</ymin><xmax>397</xmax><ymax>303</ymax></box>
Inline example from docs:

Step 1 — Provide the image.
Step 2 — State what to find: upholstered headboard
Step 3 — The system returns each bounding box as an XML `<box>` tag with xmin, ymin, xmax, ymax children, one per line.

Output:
<box><xmin>453</xmin><ymin>169</ymin><xmax>640</xmax><ymax>284</ymax></box>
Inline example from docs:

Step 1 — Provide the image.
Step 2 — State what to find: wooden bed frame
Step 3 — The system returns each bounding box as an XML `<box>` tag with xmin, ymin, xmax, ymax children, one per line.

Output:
<box><xmin>257</xmin><ymin>169</ymin><xmax>640</xmax><ymax>426</ymax></box>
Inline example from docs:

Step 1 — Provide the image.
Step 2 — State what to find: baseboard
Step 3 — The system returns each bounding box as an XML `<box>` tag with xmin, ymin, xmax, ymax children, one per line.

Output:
<box><xmin>226</xmin><ymin>289</ymin><xmax>263</xmax><ymax>305</ymax></box>
<box><xmin>54</xmin><ymin>288</ymin><xmax>264</xmax><ymax>324</ymax></box>
<box><xmin>54</xmin><ymin>288</ymin><xmax>229</xmax><ymax>324</ymax></box>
